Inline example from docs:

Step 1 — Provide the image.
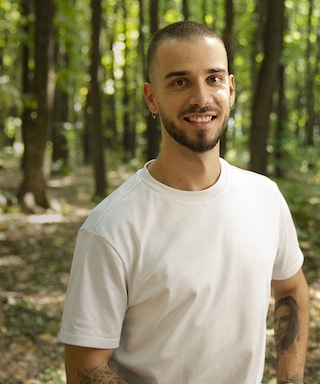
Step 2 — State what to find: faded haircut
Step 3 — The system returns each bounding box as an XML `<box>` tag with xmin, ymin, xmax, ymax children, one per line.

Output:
<box><xmin>146</xmin><ymin>20</ymin><xmax>226</xmax><ymax>82</ymax></box>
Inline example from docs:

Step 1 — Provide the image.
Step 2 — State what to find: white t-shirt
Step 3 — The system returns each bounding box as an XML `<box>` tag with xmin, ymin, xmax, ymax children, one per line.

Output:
<box><xmin>59</xmin><ymin>159</ymin><xmax>303</xmax><ymax>384</ymax></box>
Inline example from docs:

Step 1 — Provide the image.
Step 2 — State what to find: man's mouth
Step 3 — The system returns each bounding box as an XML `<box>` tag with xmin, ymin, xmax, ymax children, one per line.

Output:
<box><xmin>185</xmin><ymin>115</ymin><xmax>216</xmax><ymax>123</ymax></box>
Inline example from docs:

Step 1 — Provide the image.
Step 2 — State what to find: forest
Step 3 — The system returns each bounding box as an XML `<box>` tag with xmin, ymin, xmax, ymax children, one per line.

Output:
<box><xmin>0</xmin><ymin>0</ymin><xmax>319</xmax><ymax>383</ymax></box>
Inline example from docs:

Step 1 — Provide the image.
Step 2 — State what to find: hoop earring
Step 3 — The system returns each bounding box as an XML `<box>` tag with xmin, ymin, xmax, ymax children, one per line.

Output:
<box><xmin>151</xmin><ymin>113</ymin><xmax>156</xmax><ymax>119</ymax></box>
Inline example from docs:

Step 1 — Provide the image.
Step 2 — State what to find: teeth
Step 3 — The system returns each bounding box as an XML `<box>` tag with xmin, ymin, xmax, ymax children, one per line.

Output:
<box><xmin>188</xmin><ymin>116</ymin><xmax>213</xmax><ymax>123</ymax></box>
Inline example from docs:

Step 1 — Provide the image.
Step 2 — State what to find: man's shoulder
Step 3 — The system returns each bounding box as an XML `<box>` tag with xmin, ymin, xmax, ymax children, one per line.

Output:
<box><xmin>223</xmin><ymin>159</ymin><xmax>278</xmax><ymax>190</ymax></box>
<box><xmin>82</xmin><ymin>169</ymin><xmax>147</xmax><ymax>229</ymax></box>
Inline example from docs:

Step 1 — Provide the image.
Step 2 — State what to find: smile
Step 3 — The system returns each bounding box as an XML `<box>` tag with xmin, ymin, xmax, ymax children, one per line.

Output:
<box><xmin>186</xmin><ymin>115</ymin><xmax>215</xmax><ymax>123</ymax></box>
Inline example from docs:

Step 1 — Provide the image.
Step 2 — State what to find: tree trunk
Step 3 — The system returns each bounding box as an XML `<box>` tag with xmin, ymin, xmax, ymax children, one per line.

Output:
<box><xmin>138</xmin><ymin>0</ymin><xmax>147</xmax><ymax>79</ymax></box>
<box><xmin>251</xmin><ymin>0</ymin><xmax>268</xmax><ymax>93</ymax></box>
<box><xmin>182</xmin><ymin>0</ymin><xmax>190</xmax><ymax>20</ymax></box>
<box><xmin>221</xmin><ymin>0</ymin><xmax>234</xmax><ymax>158</ymax></box>
<box><xmin>274</xmin><ymin>65</ymin><xmax>286</xmax><ymax>178</ymax></box>
<box><xmin>18</xmin><ymin>0</ymin><xmax>55</xmax><ymax>211</ymax></box>
<box><xmin>145</xmin><ymin>0</ymin><xmax>161</xmax><ymax>161</ymax></box>
<box><xmin>305</xmin><ymin>0</ymin><xmax>315</xmax><ymax>146</ymax></box>
<box><xmin>122</xmin><ymin>1</ymin><xmax>136</xmax><ymax>161</ymax></box>
<box><xmin>52</xmin><ymin>41</ymin><xmax>69</xmax><ymax>168</ymax></box>
<box><xmin>105</xmin><ymin>32</ymin><xmax>118</xmax><ymax>150</ymax></box>
<box><xmin>249</xmin><ymin>0</ymin><xmax>285</xmax><ymax>175</ymax></box>
<box><xmin>20</xmin><ymin>0</ymin><xmax>32</xmax><ymax>170</ymax></box>
<box><xmin>314</xmin><ymin>33</ymin><xmax>320</xmax><ymax>141</ymax></box>
<box><xmin>87</xmin><ymin>0</ymin><xmax>107</xmax><ymax>197</ymax></box>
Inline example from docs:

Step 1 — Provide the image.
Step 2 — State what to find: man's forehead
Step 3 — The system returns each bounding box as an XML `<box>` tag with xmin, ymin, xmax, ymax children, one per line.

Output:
<box><xmin>156</xmin><ymin>37</ymin><xmax>228</xmax><ymax>71</ymax></box>
<box><xmin>155</xmin><ymin>36</ymin><xmax>227</xmax><ymax>62</ymax></box>
<box><xmin>158</xmin><ymin>35</ymin><xmax>225</xmax><ymax>50</ymax></box>
<box><xmin>148</xmin><ymin>36</ymin><xmax>228</xmax><ymax>83</ymax></box>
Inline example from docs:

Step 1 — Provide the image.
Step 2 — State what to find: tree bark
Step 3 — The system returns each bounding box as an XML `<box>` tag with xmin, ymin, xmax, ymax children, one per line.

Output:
<box><xmin>20</xmin><ymin>0</ymin><xmax>31</xmax><ymax>170</ymax></box>
<box><xmin>122</xmin><ymin>0</ymin><xmax>136</xmax><ymax>161</ymax></box>
<box><xmin>249</xmin><ymin>0</ymin><xmax>285</xmax><ymax>175</ymax></box>
<box><xmin>305</xmin><ymin>0</ymin><xmax>315</xmax><ymax>146</ymax></box>
<box><xmin>145</xmin><ymin>0</ymin><xmax>161</xmax><ymax>161</ymax></box>
<box><xmin>274</xmin><ymin>65</ymin><xmax>286</xmax><ymax>178</ymax></box>
<box><xmin>18</xmin><ymin>0</ymin><xmax>55</xmax><ymax>211</ymax></box>
<box><xmin>87</xmin><ymin>0</ymin><xmax>107</xmax><ymax>197</ymax></box>
<box><xmin>221</xmin><ymin>0</ymin><xmax>234</xmax><ymax>158</ymax></box>
<box><xmin>182</xmin><ymin>0</ymin><xmax>190</xmax><ymax>20</ymax></box>
<box><xmin>52</xmin><ymin>41</ymin><xmax>69</xmax><ymax>168</ymax></box>
<box><xmin>251</xmin><ymin>0</ymin><xmax>267</xmax><ymax>93</ymax></box>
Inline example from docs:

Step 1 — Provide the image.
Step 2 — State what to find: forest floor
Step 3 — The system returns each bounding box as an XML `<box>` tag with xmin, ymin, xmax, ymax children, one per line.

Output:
<box><xmin>0</xmin><ymin>160</ymin><xmax>319</xmax><ymax>384</ymax></box>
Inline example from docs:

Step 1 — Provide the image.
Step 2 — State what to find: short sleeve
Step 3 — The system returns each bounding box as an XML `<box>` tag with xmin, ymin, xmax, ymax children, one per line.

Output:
<box><xmin>272</xmin><ymin>192</ymin><xmax>304</xmax><ymax>280</ymax></box>
<box><xmin>59</xmin><ymin>229</ymin><xmax>127</xmax><ymax>349</ymax></box>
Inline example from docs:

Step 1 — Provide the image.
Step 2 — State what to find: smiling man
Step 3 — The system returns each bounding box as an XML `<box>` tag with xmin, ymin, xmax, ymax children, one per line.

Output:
<box><xmin>143</xmin><ymin>28</ymin><xmax>234</xmax><ymax>191</ymax></box>
<box><xmin>60</xmin><ymin>21</ymin><xmax>309</xmax><ymax>384</ymax></box>
<box><xmin>145</xmin><ymin>32</ymin><xmax>233</xmax><ymax>157</ymax></box>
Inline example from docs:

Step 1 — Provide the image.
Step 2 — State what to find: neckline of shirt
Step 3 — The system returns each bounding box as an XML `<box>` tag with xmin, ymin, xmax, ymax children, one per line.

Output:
<box><xmin>138</xmin><ymin>158</ymin><xmax>228</xmax><ymax>202</ymax></box>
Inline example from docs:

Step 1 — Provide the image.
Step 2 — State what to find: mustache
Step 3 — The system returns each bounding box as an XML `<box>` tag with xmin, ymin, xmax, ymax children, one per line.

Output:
<box><xmin>178</xmin><ymin>106</ymin><xmax>220</xmax><ymax>118</ymax></box>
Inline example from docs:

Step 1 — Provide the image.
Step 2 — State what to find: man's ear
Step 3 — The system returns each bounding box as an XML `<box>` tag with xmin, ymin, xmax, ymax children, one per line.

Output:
<box><xmin>143</xmin><ymin>82</ymin><xmax>159</xmax><ymax>115</ymax></box>
<box><xmin>228</xmin><ymin>74</ymin><xmax>236</xmax><ymax>108</ymax></box>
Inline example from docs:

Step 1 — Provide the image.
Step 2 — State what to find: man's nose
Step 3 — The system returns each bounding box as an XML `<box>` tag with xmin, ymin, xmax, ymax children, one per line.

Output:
<box><xmin>188</xmin><ymin>83</ymin><xmax>212</xmax><ymax>107</ymax></box>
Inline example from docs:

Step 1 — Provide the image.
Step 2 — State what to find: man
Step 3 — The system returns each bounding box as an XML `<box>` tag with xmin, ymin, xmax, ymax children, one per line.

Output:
<box><xmin>59</xmin><ymin>21</ymin><xmax>309</xmax><ymax>383</ymax></box>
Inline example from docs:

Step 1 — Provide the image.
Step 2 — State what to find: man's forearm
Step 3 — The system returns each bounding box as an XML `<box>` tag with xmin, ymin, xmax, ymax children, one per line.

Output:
<box><xmin>75</xmin><ymin>363</ymin><xmax>128</xmax><ymax>384</ymax></box>
<box><xmin>64</xmin><ymin>345</ymin><xmax>128</xmax><ymax>384</ymax></box>
<box><xmin>274</xmin><ymin>275</ymin><xmax>309</xmax><ymax>384</ymax></box>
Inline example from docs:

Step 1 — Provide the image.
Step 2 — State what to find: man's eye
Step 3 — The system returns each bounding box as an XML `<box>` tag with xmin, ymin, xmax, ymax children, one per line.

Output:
<box><xmin>208</xmin><ymin>76</ymin><xmax>220</xmax><ymax>83</ymax></box>
<box><xmin>174</xmin><ymin>79</ymin><xmax>186</xmax><ymax>86</ymax></box>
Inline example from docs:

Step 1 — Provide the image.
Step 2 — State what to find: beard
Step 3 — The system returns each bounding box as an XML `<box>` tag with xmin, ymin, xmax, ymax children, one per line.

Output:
<box><xmin>159</xmin><ymin>106</ymin><xmax>229</xmax><ymax>153</ymax></box>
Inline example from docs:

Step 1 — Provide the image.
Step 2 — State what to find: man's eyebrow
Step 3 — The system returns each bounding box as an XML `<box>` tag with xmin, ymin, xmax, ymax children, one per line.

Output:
<box><xmin>164</xmin><ymin>68</ymin><xmax>227</xmax><ymax>80</ymax></box>
<box><xmin>164</xmin><ymin>70</ymin><xmax>190</xmax><ymax>80</ymax></box>
<box><xmin>207</xmin><ymin>68</ymin><xmax>227</xmax><ymax>74</ymax></box>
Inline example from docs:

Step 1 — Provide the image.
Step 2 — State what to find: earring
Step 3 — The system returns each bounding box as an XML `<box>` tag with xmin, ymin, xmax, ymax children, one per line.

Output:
<box><xmin>151</xmin><ymin>112</ymin><xmax>156</xmax><ymax>119</ymax></box>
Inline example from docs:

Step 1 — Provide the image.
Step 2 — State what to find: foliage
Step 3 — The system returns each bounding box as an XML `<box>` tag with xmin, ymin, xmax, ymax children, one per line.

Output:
<box><xmin>0</xmin><ymin>0</ymin><xmax>319</xmax><ymax>170</ymax></box>
<box><xmin>274</xmin><ymin>147</ymin><xmax>320</xmax><ymax>266</ymax></box>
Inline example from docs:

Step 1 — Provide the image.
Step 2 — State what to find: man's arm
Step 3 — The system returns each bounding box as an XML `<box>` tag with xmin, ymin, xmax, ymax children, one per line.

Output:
<box><xmin>65</xmin><ymin>344</ymin><xmax>128</xmax><ymax>384</ymax></box>
<box><xmin>272</xmin><ymin>268</ymin><xmax>309</xmax><ymax>384</ymax></box>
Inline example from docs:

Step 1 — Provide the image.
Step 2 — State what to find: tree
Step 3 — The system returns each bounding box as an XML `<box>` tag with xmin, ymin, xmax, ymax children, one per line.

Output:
<box><xmin>52</xmin><ymin>41</ymin><xmax>69</xmax><ymax>168</ymax></box>
<box><xmin>20</xmin><ymin>0</ymin><xmax>33</xmax><ymax>165</ymax></box>
<box><xmin>121</xmin><ymin>0</ymin><xmax>136</xmax><ymax>161</ymax></box>
<box><xmin>145</xmin><ymin>0</ymin><xmax>160</xmax><ymax>161</ymax></box>
<box><xmin>86</xmin><ymin>0</ymin><xmax>107</xmax><ymax>197</ymax></box>
<box><xmin>273</xmin><ymin>64</ymin><xmax>287</xmax><ymax>178</ymax></box>
<box><xmin>221</xmin><ymin>0</ymin><xmax>234</xmax><ymax>158</ymax></box>
<box><xmin>305</xmin><ymin>0</ymin><xmax>315</xmax><ymax>146</ymax></box>
<box><xmin>182</xmin><ymin>0</ymin><xmax>190</xmax><ymax>20</ymax></box>
<box><xmin>18</xmin><ymin>0</ymin><xmax>55</xmax><ymax>211</ymax></box>
<box><xmin>249</xmin><ymin>0</ymin><xmax>285</xmax><ymax>174</ymax></box>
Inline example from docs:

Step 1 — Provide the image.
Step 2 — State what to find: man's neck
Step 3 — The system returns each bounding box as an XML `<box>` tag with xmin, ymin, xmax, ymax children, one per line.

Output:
<box><xmin>147</xmin><ymin>146</ymin><xmax>221</xmax><ymax>191</ymax></box>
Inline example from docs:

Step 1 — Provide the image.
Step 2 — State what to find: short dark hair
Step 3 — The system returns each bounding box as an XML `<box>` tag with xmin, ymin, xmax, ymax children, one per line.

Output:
<box><xmin>147</xmin><ymin>21</ymin><xmax>225</xmax><ymax>82</ymax></box>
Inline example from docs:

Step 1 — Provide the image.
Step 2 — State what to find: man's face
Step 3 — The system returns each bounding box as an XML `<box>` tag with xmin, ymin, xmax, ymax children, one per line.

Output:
<box><xmin>144</xmin><ymin>37</ymin><xmax>235</xmax><ymax>153</ymax></box>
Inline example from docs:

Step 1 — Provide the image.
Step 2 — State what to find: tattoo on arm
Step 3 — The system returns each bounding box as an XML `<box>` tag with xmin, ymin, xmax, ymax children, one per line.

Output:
<box><xmin>274</xmin><ymin>296</ymin><xmax>299</xmax><ymax>355</ymax></box>
<box><xmin>78</xmin><ymin>364</ymin><xmax>127</xmax><ymax>384</ymax></box>
<box><xmin>279</xmin><ymin>373</ymin><xmax>302</xmax><ymax>384</ymax></box>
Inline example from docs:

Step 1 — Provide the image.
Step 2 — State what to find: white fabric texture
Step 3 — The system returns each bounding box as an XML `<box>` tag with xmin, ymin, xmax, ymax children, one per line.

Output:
<box><xmin>59</xmin><ymin>158</ymin><xmax>303</xmax><ymax>384</ymax></box>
